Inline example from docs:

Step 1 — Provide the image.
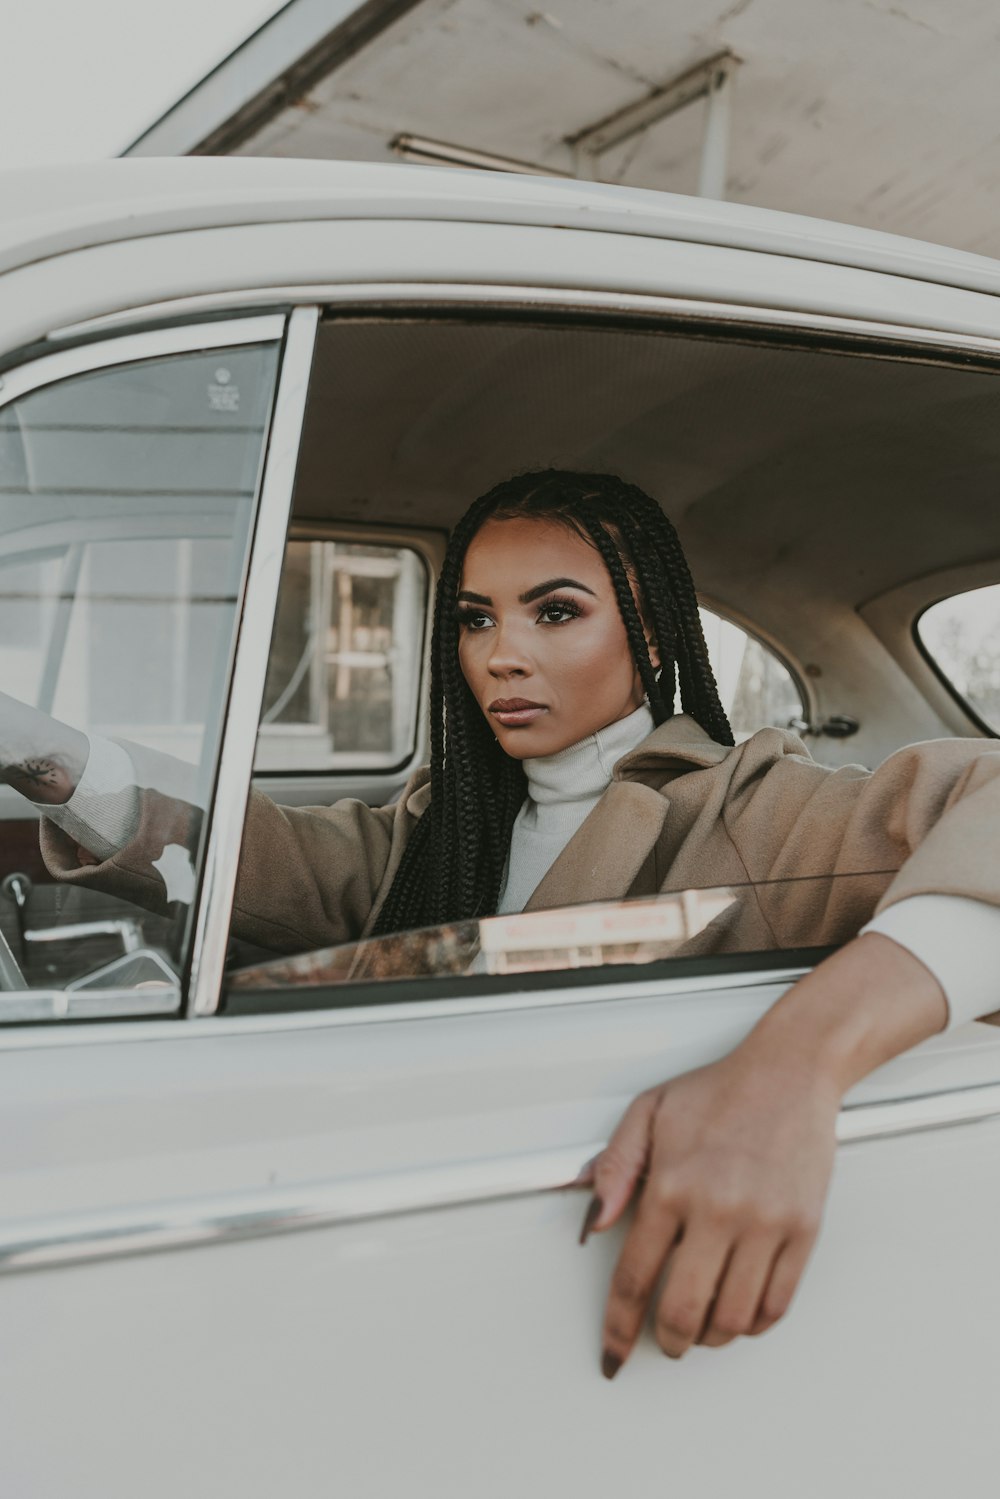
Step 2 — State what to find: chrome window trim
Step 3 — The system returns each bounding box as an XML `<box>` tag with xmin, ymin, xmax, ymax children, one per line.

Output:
<box><xmin>0</xmin><ymin>966</ymin><xmax>804</xmax><ymax>1046</ymax></box>
<box><xmin>188</xmin><ymin>306</ymin><xmax>320</xmax><ymax>1017</ymax></box>
<box><xmin>0</xmin><ymin>989</ymin><xmax>181</xmax><ymax>1023</ymax></box>
<box><xmin>4</xmin><ymin>1080</ymin><xmax>1000</xmax><ymax>1277</ymax></box>
<box><xmin>43</xmin><ymin>281</ymin><xmax>1000</xmax><ymax>363</ymax></box>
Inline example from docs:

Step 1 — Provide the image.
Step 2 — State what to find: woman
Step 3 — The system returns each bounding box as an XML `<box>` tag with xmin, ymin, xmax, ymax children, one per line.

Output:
<box><xmin>7</xmin><ymin>469</ymin><xmax>1000</xmax><ymax>1375</ymax></box>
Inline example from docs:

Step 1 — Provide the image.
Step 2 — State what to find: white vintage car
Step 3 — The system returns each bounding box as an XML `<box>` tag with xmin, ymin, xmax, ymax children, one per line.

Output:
<box><xmin>1</xmin><ymin>159</ymin><xmax>1000</xmax><ymax>1496</ymax></box>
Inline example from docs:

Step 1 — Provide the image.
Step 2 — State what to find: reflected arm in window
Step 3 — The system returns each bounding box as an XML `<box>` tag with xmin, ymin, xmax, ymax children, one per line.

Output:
<box><xmin>0</xmin><ymin>689</ymin><xmax>89</xmax><ymax>807</ymax></box>
<box><xmin>0</xmin><ymin>682</ymin><xmax>409</xmax><ymax>952</ymax></box>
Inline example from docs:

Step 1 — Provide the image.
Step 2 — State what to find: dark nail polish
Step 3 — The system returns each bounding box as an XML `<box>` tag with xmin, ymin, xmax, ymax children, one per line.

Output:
<box><xmin>601</xmin><ymin>1351</ymin><xmax>622</xmax><ymax>1381</ymax></box>
<box><xmin>579</xmin><ymin>1195</ymin><xmax>603</xmax><ymax>1245</ymax></box>
<box><xmin>571</xmin><ymin>1153</ymin><xmax>600</xmax><ymax>1186</ymax></box>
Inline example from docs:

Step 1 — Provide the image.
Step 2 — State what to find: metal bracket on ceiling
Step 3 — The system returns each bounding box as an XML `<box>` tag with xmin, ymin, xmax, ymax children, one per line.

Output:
<box><xmin>566</xmin><ymin>49</ymin><xmax>741</xmax><ymax>198</ymax></box>
<box><xmin>391</xmin><ymin>133</ymin><xmax>571</xmax><ymax>178</ymax></box>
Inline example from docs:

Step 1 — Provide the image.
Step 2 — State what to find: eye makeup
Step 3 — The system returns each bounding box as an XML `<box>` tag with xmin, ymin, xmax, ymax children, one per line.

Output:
<box><xmin>455</xmin><ymin>592</ymin><xmax>586</xmax><ymax>630</ymax></box>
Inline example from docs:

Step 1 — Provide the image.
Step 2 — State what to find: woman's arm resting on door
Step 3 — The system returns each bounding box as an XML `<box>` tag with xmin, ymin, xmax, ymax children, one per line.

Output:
<box><xmin>584</xmin><ymin>932</ymin><xmax>948</xmax><ymax>1375</ymax></box>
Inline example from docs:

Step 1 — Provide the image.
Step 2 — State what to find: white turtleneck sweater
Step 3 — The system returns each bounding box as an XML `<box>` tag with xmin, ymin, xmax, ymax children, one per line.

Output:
<box><xmin>44</xmin><ymin>720</ymin><xmax>1000</xmax><ymax>1030</ymax></box>
<box><xmin>497</xmin><ymin>702</ymin><xmax>654</xmax><ymax>915</ymax></box>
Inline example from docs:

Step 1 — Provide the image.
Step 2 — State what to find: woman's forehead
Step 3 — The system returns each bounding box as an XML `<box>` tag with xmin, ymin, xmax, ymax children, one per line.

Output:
<box><xmin>461</xmin><ymin>516</ymin><xmax>605</xmax><ymax>586</ymax></box>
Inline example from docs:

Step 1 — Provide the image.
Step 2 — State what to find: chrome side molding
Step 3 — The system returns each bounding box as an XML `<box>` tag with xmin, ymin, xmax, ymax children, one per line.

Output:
<box><xmin>3</xmin><ymin>1081</ymin><xmax>1000</xmax><ymax>1277</ymax></box>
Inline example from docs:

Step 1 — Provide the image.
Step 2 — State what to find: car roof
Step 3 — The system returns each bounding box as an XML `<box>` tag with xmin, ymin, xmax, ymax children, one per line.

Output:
<box><xmin>3</xmin><ymin>157</ymin><xmax>1000</xmax><ymax>298</ymax></box>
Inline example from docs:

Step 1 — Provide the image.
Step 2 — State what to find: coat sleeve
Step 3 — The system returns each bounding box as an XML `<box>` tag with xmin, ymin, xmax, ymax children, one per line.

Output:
<box><xmin>41</xmin><ymin>771</ymin><xmax>427</xmax><ymax>954</ymax></box>
<box><xmin>719</xmin><ymin>731</ymin><xmax>1000</xmax><ymax>946</ymax></box>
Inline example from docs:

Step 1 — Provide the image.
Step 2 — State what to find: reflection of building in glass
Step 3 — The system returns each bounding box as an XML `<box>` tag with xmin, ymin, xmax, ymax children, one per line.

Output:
<box><xmin>257</xmin><ymin>541</ymin><xmax>425</xmax><ymax>770</ymax></box>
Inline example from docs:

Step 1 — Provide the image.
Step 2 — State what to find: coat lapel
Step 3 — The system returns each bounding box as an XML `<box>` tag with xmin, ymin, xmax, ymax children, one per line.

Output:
<box><xmin>523</xmin><ymin>780</ymin><xmax>670</xmax><ymax>911</ymax></box>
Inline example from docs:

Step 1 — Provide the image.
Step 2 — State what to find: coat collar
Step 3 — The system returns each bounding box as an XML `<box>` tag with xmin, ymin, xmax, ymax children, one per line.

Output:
<box><xmin>612</xmin><ymin>713</ymin><xmax>734</xmax><ymax>781</ymax></box>
<box><xmin>524</xmin><ymin>715</ymin><xmax>732</xmax><ymax>910</ymax></box>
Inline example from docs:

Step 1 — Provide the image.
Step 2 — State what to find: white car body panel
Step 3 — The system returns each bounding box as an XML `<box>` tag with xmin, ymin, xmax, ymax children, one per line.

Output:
<box><xmin>1</xmin><ymin>995</ymin><xmax>1000</xmax><ymax>1494</ymax></box>
<box><xmin>3</xmin><ymin>161</ymin><xmax>1000</xmax><ymax>350</ymax></box>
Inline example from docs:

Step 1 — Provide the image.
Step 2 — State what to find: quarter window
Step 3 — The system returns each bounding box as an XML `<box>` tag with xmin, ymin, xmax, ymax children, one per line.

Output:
<box><xmin>917</xmin><ymin>585</ymin><xmax>1000</xmax><ymax>733</ymax></box>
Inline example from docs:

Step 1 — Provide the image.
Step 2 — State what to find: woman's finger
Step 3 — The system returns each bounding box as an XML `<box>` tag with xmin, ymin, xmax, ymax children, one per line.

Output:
<box><xmin>652</xmin><ymin>1224</ymin><xmax>734</xmax><ymax>1360</ymax></box>
<box><xmin>582</xmin><ymin>1089</ymin><xmax>659</xmax><ymax>1240</ymax></box>
<box><xmin>600</xmin><ymin>1189</ymin><xmax>680</xmax><ymax>1378</ymax></box>
<box><xmin>698</xmin><ymin>1232</ymin><xmax>784</xmax><ymax>1347</ymax></box>
<box><xmin>748</xmin><ymin>1232</ymin><xmax>816</xmax><ymax>1335</ymax></box>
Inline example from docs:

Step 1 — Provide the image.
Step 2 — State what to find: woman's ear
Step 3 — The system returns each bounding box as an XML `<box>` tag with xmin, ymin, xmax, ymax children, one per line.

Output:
<box><xmin>645</xmin><ymin>636</ymin><xmax>661</xmax><ymax>672</ymax></box>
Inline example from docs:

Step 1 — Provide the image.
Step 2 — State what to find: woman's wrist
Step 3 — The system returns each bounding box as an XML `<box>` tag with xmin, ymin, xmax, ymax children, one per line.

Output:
<box><xmin>740</xmin><ymin>932</ymin><xmax>949</xmax><ymax>1099</ymax></box>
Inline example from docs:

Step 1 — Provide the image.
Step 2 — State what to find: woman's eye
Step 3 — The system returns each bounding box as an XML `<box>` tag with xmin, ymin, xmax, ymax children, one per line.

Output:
<box><xmin>537</xmin><ymin>600</ymin><xmax>581</xmax><ymax>624</ymax></box>
<box><xmin>458</xmin><ymin>610</ymin><xmax>494</xmax><ymax>631</ymax></box>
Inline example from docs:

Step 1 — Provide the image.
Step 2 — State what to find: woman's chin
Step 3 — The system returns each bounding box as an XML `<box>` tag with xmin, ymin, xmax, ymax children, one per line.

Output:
<box><xmin>495</xmin><ymin>723</ymin><xmax>572</xmax><ymax>760</ymax></box>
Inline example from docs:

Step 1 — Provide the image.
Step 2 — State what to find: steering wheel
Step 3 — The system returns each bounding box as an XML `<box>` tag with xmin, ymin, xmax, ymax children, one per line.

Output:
<box><xmin>0</xmin><ymin>873</ymin><xmax>28</xmax><ymax>990</ymax></box>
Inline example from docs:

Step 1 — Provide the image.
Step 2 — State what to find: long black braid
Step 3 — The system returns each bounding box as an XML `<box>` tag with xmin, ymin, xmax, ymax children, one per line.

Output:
<box><xmin>371</xmin><ymin>471</ymin><xmax>733</xmax><ymax>936</ymax></box>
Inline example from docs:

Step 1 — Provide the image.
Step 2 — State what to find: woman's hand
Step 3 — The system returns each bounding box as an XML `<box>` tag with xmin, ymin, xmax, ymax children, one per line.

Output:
<box><xmin>580</xmin><ymin>932</ymin><xmax>949</xmax><ymax>1376</ymax></box>
<box><xmin>584</xmin><ymin>1046</ymin><xmax>838</xmax><ymax>1374</ymax></box>
<box><xmin>0</xmin><ymin>690</ymin><xmax>87</xmax><ymax>804</ymax></box>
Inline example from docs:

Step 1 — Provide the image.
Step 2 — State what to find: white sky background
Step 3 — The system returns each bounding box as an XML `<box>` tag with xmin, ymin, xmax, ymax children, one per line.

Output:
<box><xmin>0</xmin><ymin>0</ymin><xmax>287</xmax><ymax>170</ymax></box>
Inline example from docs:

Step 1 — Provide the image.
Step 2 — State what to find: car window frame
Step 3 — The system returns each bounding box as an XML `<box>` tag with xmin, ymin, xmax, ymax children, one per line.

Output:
<box><xmin>16</xmin><ymin>279</ymin><xmax>1000</xmax><ymax>1030</ymax></box>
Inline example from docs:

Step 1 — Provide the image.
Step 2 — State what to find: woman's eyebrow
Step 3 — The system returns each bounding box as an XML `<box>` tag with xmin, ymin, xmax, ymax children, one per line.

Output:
<box><xmin>519</xmin><ymin>577</ymin><xmax>597</xmax><ymax>604</ymax></box>
<box><xmin>457</xmin><ymin>578</ymin><xmax>598</xmax><ymax>607</ymax></box>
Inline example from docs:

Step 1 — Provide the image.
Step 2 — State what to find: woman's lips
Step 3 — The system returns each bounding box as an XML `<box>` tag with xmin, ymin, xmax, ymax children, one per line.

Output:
<box><xmin>488</xmin><ymin>697</ymin><xmax>548</xmax><ymax>727</ymax></box>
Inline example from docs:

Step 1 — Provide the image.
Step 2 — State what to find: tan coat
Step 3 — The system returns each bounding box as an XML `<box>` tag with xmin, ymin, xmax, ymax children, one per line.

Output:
<box><xmin>41</xmin><ymin>715</ymin><xmax>1000</xmax><ymax>960</ymax></box>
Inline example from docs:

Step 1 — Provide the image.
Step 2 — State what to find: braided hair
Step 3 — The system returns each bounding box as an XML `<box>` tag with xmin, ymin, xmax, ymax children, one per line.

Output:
<box><xmin>372</xmin><ymin>470</ymin><xmax>733</xmax><ymax>935</ymax></box>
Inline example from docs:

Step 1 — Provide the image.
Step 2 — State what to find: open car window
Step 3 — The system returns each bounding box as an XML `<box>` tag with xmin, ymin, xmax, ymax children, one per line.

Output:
<box><xmin>0</xmin><ymin>328</ymin><xmax>282</xmax><ymax>1014</ymax></box>
<box><xmin>221</xmin><ymin>309</ymin><xmax>1000</xmax><ymax>1017</ymax></box>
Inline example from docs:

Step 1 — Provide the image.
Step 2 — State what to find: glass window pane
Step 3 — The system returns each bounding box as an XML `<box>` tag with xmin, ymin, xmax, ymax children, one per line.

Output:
<box><xmin>918</xmin><ymin>585</ymin><xmax>1000</xmax><ymax>732</ymax></box>
<box><xmin>0</xmin><ymin>338</ymin><xmax>281</xmax><ymax>999</ymax></box>
<box><xmin>699</xmin><ymin>607</ymin><xmax>803</xmax><ymax>740</ymax></box>
<box><xmin>227</xmin><ymin>871</ymin><xmax>886</xmax><ymax>1003</ymax></box>
<box><xmin>257</xmin><ymin>540</ymin><xmax>427</xmax><ymax>772</ymax></box>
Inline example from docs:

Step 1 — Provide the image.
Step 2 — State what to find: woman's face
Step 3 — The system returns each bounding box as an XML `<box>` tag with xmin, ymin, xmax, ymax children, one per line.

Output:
<box><xmin>457</xmin><ymin>516</ymin><xmax>657</xmax><ymax>759</ymax></box>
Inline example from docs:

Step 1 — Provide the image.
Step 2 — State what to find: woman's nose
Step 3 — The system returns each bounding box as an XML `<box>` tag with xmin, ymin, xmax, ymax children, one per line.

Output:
<box><xmin>486</xmin><ymin>621</ymin><xmax>533</xmax><ymax>678</ymax></box>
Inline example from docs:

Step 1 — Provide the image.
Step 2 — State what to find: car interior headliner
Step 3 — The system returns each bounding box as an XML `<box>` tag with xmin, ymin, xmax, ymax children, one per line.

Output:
<box><xmin>293</xmin><ymin>315</ymin><xmax>1000</xmax><ymax>631</ymax></box>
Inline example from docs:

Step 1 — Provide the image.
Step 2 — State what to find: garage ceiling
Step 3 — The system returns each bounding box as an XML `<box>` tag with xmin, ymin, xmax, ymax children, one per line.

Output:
<box><xmin>130</xmin><ymin>0</ymin><xmax>1000</xmax><ymax>258</ymax></box>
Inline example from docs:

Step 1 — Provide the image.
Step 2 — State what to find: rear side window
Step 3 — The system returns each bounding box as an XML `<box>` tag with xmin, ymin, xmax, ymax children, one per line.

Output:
<box><xmin>917</xmin><ymin>585</ymin><xmax>1000</xmax><ymax>733</ymax></box>
<box><xmin>258</xmin><ymin>539</ymin><xmax>428</xmax><ymax>772</ymax></box>
<box><xmin>699</xmin><ymin>608</ymin><xmax>803</xmax><ymax>741</ymax></box>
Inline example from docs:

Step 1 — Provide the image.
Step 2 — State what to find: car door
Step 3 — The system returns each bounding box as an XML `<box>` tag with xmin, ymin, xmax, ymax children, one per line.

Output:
<box><xmin>2</xmin><ymin>290</ymin><xmax>1000</xmax><ymax>1499</ymax></box>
